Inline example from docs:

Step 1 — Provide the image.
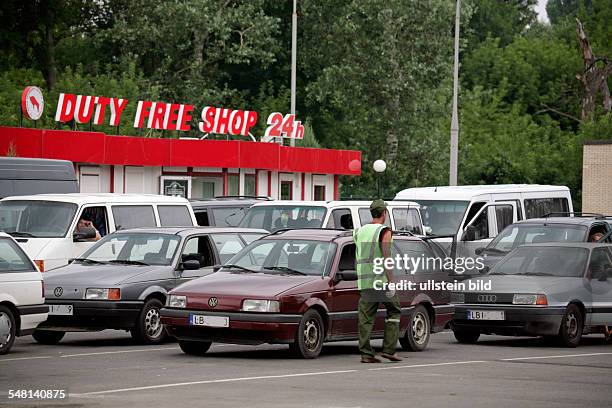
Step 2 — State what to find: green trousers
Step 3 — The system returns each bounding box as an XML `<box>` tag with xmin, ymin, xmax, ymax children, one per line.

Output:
<box><xmin>358</xmin><ymin>291</ymin><xmax>401</xmax><ymax>357</ymax></box>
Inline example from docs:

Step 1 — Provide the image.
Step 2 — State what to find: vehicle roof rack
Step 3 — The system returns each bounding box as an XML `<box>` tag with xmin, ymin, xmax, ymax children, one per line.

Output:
<box><xmin>266</xmin><ymin>227</ymin><xmax>349</xmax><ymax>236</ymax></box>
<box><xmin>213</xmin><ymin>195</ymin><xmax>271</xmax><ymax>200</ymax></box>
<box><xmin>543</xmin><ymin>212</ymin><xmax>605</xmax><ymax>219</ymax></box>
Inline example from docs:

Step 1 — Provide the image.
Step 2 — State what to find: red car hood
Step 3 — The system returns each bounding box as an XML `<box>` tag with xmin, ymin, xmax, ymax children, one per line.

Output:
<box><xmin>173</xmin><ymin>271</ymin><xmax>322</xmax><ymax>298</ymax></box>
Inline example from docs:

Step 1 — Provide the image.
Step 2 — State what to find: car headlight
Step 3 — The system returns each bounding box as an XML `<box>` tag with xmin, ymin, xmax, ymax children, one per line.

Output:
<box><xmin>450</xmin><ymin>292</ymin><xmax>465</xmax><ymax>304</ymax></box>
<box><xmin>167</xmin><ymin>294</ymin><xmax>187</xmax><ymax>308</ymax></box>
<box><xmin>242</xmin><ymin>299</ymin><xmax>280</xmax><ymax>312</ymax></box>
<box><xmin>85</xmin><ymin>288</ymin><xmax>120</xmax><ymax>300</ymax></box>
<box><xmin>513</xmin><ymin>294</ymin><xmax>547</xmax><ymax>305</ymax></box>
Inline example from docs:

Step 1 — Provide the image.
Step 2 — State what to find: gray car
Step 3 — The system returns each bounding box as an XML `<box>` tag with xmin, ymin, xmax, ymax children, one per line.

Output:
<box><xmin>34</xmin><ymin>227</ymin><xmax>267</xmax><ymax>345</ymax></box>
<box><xmin>452</xmin><ymin>243</ymin><xmax>612</xmax><ymax>347</ymax></box>
<box><xmin>476</xmin><ymin>216</ymin><xmax>612</xmax><ymax>271</ymax></box>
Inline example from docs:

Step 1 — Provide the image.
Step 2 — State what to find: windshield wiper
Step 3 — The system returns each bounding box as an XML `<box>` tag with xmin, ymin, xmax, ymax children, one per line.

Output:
<box><xmin>108</xmin><ymin>260</ymin><xmax>149</xmax><ymax>266</ymax></box>
<box><xmin>264</xmin><ymin>266</ymin><xmax>308</xmax><ymax>276</ymax></box>
<box><xmin>8</xmin><ymin>231</ymin><xmax>37</xmax><ymax>238</ymax></box>
<box><xmin>222</xmin><ymin>264</ymin><xmax>258</xmax><ymax>273</ymax></box>
<box><xmin>514</xmin><ymin>272</ymin><xmax>555</xmax><ymax>276</ymax></box>
<box><xmin>483</xmin><ymin>247</ymin><xmax>507</xmax><ymax>254</ymax></box>
<box><xmin>72</xmin><ymin>258</ymin><xmax>107</xmax><ymax>265</ymax></box>
<box><xmin>488</xmin><ymin>271</ymin><xmax>509</xmax><ymax>275</ymax></box>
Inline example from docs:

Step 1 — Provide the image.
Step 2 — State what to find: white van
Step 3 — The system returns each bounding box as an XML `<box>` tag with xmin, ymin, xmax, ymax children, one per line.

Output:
<box><xmin>0</xmin><ymin>194</ymin><xmax>197</xmax><ymax>271</ymax></box>
<box><xmin>239</xmin><ymin>200</ymin><xmax>424</xmax><ymax>233</ymax></box>
<box><xmin>0</xmin><ymin>232</ymin><xmax>47</xmax><ymax>354</ymax></box>
<box><xmin>394</xmin><ymin>185</ymin><xmax>573</xmax><ymax>247</ymax></box>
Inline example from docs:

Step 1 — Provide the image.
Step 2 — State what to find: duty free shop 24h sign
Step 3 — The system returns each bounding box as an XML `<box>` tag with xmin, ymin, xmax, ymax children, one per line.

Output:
<box><xmin>21</xmin><ymin>87</ymin><xmax>304</xmax><ymax>141</ymax></box>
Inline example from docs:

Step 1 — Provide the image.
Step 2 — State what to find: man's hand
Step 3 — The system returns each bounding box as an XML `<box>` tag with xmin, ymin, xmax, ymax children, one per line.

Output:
<box><xmin>385</xmin><ymin>289</ymin><xmax>396</xmax><ymax>299</ymax></box>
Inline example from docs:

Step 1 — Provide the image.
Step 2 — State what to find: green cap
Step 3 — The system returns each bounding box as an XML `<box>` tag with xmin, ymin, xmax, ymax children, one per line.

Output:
<box><xmin>370</xmin><ymin>199</ymin><xmax>387</xmax><ymax>217</ymax></box>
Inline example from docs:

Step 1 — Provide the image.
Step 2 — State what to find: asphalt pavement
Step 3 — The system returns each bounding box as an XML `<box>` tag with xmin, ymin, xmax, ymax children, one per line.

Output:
<box><xmin>1</xmin><ymin>330</ymin><xmax>611</xmax><ymax>408</ymax></box>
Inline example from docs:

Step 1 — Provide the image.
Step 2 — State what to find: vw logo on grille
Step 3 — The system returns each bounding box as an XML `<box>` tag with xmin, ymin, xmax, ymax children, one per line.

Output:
<box><xmin>54</xmin><ymin>287</ymin><xmax>63</xmax><ymax>297</ymax></box>
<box><xmin>208</xmin><ymin>297</ymin><xmax>218</xmax><ymax>308</ymax></box>
<box><xmin>477</xmin><ymin>294</ymin><xmax>497</xmax><ymax>303</ymax></box>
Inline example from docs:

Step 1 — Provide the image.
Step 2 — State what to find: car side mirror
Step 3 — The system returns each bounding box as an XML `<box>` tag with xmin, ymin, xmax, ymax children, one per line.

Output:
<box><xmin>181</xmin><ymin>260</ymin><xmax>201</xmax><ymax>270</ymax></box>
<box><xmin>479</xmin><ymin>265</ymin><xmax>490</xmax><ymax>275</ymax></box>
<box><xmin>73</xmin><ymin>226</ymin><xmax>96</xmax><ymax>242</ymax></box>
<box><xmin>475</xmin><ymin>247</ymin><xmax>484</xmax><ymax>256</ymax></box>
<box><xmin>334</xmin><ymin>270</ymin><xmax>358</xmax><ymax>283</ymax></box>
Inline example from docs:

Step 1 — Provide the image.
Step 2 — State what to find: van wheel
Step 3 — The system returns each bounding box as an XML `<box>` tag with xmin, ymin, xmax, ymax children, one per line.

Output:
<box><xmin>557</xmin><ymin>304</ymin><xmax>583</xmax><ymax>347</ymax></box>
<box><xmin>290</xmin><ymin>309</ymin><xmax>324</xmax><ymax>359</ymax></box>
<box><xmin>453</xmin><ymin>328</ymin><xmax>480</xmax><ymax>344</ymax></box>
<box><xmin>0</xmin><ymin>306</ymin><xmax>16</xmax><ymax>355</ymax></box>
<box><xmin>400</xmin><ymin>305</ymin><xmax>430</xmax><ymax>351</ymax></box>
<box><xmin>179</xmin><ymin>340</ymin><xmax>212</xmax><ymax>356</ymax></box>
<box><xmin>32</xmin><ymin>330</ymin><xmax>65</xmax><ymax>345</ymax></box>
<box><xmin>131</xmin><ymin>298</ymin><xmax>166</xmax><ymax>344</ymax></box>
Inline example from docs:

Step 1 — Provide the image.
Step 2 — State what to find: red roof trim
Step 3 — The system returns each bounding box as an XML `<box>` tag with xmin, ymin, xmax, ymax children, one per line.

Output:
<box><xmin>0</xmin><ymin>126</ymin><xmax>361</xmax><ymax>176</ymax></box>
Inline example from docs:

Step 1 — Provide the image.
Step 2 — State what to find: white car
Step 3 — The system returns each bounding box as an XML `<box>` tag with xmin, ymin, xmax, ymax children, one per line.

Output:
<box><xmin>0</xmin><ymin>232</ymin><xmax>47</xmax><ymax>354</ymax></box>
<box><xmin>0</xmin><ymin>193</ymin><xmax>197</xmax><ymax>271</ymax></box>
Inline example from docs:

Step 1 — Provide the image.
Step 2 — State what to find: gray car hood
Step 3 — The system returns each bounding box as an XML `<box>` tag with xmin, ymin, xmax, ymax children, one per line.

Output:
<box><xmin>43</xmin><ymin>263</ymin><xmax>172</xmax><ymax>286</ymax></box>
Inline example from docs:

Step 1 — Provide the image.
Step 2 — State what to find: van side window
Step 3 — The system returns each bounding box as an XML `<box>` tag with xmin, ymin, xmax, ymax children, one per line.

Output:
<box><xmin>392</xmin><ymin>208</ymin><xmax>423</xmax><ymax>234</ymax></box>
<box><xmin>463</xmin><ymin>202</ymin><xmax>488</xmax><ymax>240</ymax></box>
<box><xmin>326</xmin><ymin>208</ymin><xmax>353</xmax><ymax>229</ymax></box>
<box><xmin>195</xmin><ymin>209</ymin><xmax>210</xmax><ymax>226</ymax></box>
<box><xmin>112</xmin><ymin>205</ymin><xmax>156</xmax><ymax>230</ymax></box>
<box><xmin>158</xmin><ymin>205</ymin><xmax>193</xmax><ymax>227</ymax></box>
<box><xmin>524</xmin><ymin>198</ymin><xmax>569</xmax><ymax>219</ymax></box>
<box><xmin>79</xmin><ymin>206</ymin><xmax>109</xmax><ymax>237</ymax></box>
<box><xmin>358</xmin><ymin>208</ymin><xmax>391</xmax><ymax>227</ymax></box>
<box><xmin>495</xmin><ymin>205</ymin><xmax>514</xmax><ymax>234</ymax></box>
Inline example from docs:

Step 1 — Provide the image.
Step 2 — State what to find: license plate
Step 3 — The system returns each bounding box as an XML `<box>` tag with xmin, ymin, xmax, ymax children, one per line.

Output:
<box><xmin>189</xmin><ymin>314</ymin><xmax>229</xmax><ymax>328</ymax></box>
<box><xmin>49</xmin><ymin>304</ymin><xmax>74</xmax><ymax>316</ymax></box>
<box><xmin>467</xmin><ymin>310</ymin><xmax>505</xmax><ymax>320</ymax></box>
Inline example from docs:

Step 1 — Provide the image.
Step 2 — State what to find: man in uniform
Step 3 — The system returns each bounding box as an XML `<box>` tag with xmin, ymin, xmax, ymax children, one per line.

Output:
<box><xmin>354</xmin><ymin>199</ymin><xmax>402</xmax><ymax>363</ymax></box>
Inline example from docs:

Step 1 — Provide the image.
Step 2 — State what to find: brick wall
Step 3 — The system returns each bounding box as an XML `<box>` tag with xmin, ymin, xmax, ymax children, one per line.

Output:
<box><xmin>582</xmin><ymin>143</ymin><xmax>612</xmax><ymax>213</ymax></box>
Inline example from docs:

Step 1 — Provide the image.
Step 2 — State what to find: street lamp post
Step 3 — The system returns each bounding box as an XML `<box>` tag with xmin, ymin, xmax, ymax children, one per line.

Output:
<box><xmin>449</xmin><ymin>0</ymin><xmax>461</xmax><ymax>186</ymax></box>
<box><xmin>290</xmin><ymin>0</ymin><xmax>298</xmax><ymax>147</ymax></box>
<box><xmin>373</xmin><ymin>159</ymin><xmax>387</xmax><ymax>198</ymax></box>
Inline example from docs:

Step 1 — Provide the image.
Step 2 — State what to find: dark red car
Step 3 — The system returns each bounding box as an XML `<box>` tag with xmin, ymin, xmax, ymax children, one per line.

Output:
<box><xmin>161</xmin><ymin>229</ymin><xmax>453</xmax><ymax>358</ymax></box>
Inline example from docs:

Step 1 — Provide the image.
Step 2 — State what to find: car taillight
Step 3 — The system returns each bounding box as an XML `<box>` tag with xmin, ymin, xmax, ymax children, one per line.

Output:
<box><xmin>34</xmin><ymin>259</ymin><xmax>45</xmax><ymax>272</ymax></box>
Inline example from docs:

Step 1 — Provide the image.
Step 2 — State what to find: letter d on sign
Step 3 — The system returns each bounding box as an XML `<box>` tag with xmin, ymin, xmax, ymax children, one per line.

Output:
<box><xmin>55</xmin><ymin>93</ymin><xmax>77</xmax><ymax>122</ymax></box>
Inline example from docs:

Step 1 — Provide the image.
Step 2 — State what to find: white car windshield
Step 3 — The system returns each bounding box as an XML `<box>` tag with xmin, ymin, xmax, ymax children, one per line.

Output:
<box><xmin>240</xmin><ymin>206</ymin><xmax>327</xmax><ymax>232</ymax></box>
<box><xmin>79</xmin><ymin>233</ymin><xmax>181</xmax><ymax>266</ymax></box>
<box><xmin>0</xmin><ymin>200</ymin><xmax>77</xmax><ymax>238</ymax></box>
<box><xmin>223</xmin><ymin>239</ymin><xmax>336</xmax><ymax>276</ymax></box>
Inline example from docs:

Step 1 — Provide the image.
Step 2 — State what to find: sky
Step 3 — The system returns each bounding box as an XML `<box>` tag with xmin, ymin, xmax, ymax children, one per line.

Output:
<box><xmin>535</xmin><ymin>0</ymin><xmax>550</xmax><ymax>23</ymax></box>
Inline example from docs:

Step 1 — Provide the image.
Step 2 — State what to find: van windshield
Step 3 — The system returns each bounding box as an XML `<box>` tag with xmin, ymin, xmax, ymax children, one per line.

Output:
<box><xmin>413</xmin><ymin>200</ymin><xmax>469</xmax><ymax>236</ymax></box>
<box><xmin>239</xmin><ymin>205</ymin><xmax>327</xmax><ymax>232</ymax></box>
<box><xmin>0</xmin><ymin>200</ymin><xmax>77</xmax><ymax>238</ymax></box>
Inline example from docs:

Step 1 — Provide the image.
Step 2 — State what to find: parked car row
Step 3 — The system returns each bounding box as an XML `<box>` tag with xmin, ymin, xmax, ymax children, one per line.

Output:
<box><xmin>1</xmin><ymin>185</ymin><xmax>610</xmax><ymax>358</ymax></box>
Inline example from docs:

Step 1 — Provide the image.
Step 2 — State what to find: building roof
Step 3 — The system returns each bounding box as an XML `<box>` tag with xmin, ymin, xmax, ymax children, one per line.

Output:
<box><xmin>395</xmin><ymin>184</ymin><xmax>570</xmax><ymax>201</ymax></box>
<box><xmin>0</xmin><ymin>126</ymin><xmax>361</xmax><ymax>176</ymax></box>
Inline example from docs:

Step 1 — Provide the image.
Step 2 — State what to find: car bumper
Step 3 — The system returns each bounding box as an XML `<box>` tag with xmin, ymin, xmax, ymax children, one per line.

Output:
<box><xmin>433</xmin><ymin>304</ymin><xmax>455</xmax><ymax>332</ymax></box>
<box><xmin>16</xmin><ymin>305</ymin><xmax>49</xmax><ymax>336</ymax></box>
<box><xmin>453</xmin><ymin>304</ymin><xmax>565</xmax><ymax>336</ymax></box>
<box><xmin>161</xmin><ymin>308</ymin><xmax>301</xmax><ymax>345</ymax></box>
<box><xmin>38</xmin><ymin>299</ymin><xmax>144</xmax><ymax>331</ymax></box>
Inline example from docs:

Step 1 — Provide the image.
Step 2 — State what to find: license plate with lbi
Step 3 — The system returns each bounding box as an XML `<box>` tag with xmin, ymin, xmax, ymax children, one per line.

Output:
<box><xmin>49</xmin><ymin>304</ymin><xmax>73</xmax><ymax>316</ymax></box>
<box><xmin>189</xmin><ymin>314</ymin><xmax>229</xmax><ymax>328</ymax></box>
<box><xmin>467</xmin><ymin>310</ymin><xmax>505</xmax><ymax>320</ymax></box>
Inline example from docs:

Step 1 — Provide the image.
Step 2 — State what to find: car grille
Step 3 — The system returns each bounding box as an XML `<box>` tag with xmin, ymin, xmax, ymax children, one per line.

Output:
<box><xmin>463</xmin><ymin>293</ymin><xmax>514</xmax><ymax>304</ymax></box>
